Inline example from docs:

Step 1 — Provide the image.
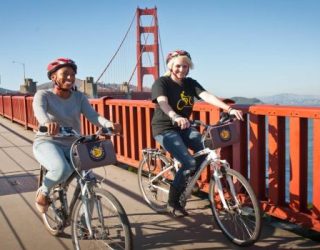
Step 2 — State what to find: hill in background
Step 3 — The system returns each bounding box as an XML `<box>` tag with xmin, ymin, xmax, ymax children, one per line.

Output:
<box><xmin>0</xmin><ymin>87</ymin><xmax>17</xmax><ymax>94</ymax></box>
<box><xmin>230</xmin><ymin>94</ymin><xmax>320</xmax><ymax>106</ymax></box>
<box><xmin>230</xmin><ymin>96</ymin><xmax>262</xmax><ymax>105</ymax></box>
<box><xmin>258</xmin><ymin>93</ymin><xmax>320</xmax><ymax>106</ymax></box>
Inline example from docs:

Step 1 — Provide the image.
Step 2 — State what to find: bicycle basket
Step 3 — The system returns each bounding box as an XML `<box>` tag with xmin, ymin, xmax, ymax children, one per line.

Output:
<box><xmin>72</xmin><ymin>139</ymin><xmax>117</xmax><ymax>171</ymax></box>
<box><xmin>203</xmin><ymin>121</ymin><xmax>240</xmax><ymax>149</ymax></box>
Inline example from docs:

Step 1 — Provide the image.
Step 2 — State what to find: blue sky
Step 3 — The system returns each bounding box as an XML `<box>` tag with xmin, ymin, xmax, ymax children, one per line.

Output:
<box><xmin>0</xmin><ymin>0</ymin><xmax>319</xmax><ymax>98</ymax></box>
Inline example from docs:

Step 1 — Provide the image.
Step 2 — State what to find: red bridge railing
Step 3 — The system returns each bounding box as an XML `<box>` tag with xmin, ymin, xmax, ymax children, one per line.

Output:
<box><xmin>0</xmin><ymin>94</ymin><xmax>319</xmax><ymax>232</ymax></box>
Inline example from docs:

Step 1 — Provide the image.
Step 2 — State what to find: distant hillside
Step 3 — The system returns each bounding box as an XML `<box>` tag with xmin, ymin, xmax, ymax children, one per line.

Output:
<box><xmin>258</xmin><ymin>93</ymin><xmax>320</xmax><ymax>106</ymax></box>
<box><xmin>230</xmin><ymin>96</ymin><xmax>263</xmax><ymax>105</ymax></box>
<box><xmin>0</xmin><ymin>87</ymin><xmax>16</xmax><ymax>94</ymax></box>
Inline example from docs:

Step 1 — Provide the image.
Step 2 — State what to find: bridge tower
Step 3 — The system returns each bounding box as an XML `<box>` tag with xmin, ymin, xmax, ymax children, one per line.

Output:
<box><xmin>136</xmin><ymin>7</ymin><xmax>159</xmax><ymax>92</ymax></box>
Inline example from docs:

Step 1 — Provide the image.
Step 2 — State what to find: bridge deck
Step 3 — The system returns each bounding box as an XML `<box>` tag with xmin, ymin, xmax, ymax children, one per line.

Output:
<box><xmin>0</xmin><ymin>116</ymin><xmax>319</xmax><ymax>250</ymax></box>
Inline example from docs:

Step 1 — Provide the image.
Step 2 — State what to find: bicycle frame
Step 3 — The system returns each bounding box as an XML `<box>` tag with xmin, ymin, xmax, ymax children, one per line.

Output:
<box><xmin>40</xmin><ymin>162</ymin><xmax>99</xmax><ymax>236</ymax></box>
<box><xmin>182</xmin><ymin>148</ymin><xmax>217</xmax><ymax>198</ymax></box>
<box><xmin>184</xmin><ymin>148</ymin><xmax>242</xmax><ymax>213</ymax></box>
<box><xmin>151</xmin><ymin>146</ymin><xmax>239</xmax><ymax>213</ymax></box>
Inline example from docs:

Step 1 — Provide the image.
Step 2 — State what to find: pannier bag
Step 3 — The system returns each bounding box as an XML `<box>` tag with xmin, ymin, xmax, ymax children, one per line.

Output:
<box><xmin>72</xmin><ymin>139</ymin><xmax>117</xmax><ymax>170</ymax></box>
<box><xmin>203</xmin><ymin>121</ymin><xmax>240</xmax><ymax>149</ymax></box>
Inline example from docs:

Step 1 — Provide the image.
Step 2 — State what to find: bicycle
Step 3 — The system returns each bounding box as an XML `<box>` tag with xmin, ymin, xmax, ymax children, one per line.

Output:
<box><xmin>137</xmin><ymin>114</ymin><xmax>262</xmax><ymax>246</ymax></box>
<box><xmin>37</xmin><ymin>126</ymin><xmax>133</xmax><ymax>250</ymax></box>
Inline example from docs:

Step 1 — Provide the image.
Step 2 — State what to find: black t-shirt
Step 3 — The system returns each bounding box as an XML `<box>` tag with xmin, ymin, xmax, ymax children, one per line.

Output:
<box><xmin>151</xmin><ymin>76</ymin><xmax>206</xmax><ymax>136</ymax></box>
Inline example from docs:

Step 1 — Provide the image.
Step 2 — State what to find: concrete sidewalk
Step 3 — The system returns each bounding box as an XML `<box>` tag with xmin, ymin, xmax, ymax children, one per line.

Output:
<box><xmin>0</xmin><ymin>116</ymin><xmax>319</xmax><ymax>250</ymax></box>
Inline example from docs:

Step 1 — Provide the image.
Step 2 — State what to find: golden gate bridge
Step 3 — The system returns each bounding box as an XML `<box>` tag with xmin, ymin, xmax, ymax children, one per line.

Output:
<box><xmin>1</xmin><ymin>7</ymin><xmax>320</xmax><ymax>235</ymax></box>
<box><xmin>95</xmin><ymin>7</ymin><xmax>165</xmax><ymax>98</ymax></box>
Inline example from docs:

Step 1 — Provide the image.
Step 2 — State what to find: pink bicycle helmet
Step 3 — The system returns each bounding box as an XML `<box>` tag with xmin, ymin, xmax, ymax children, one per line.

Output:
<box><xmin>166</xmin><ymin>50</ymin><xmax>192</xmax><ymax>64</ymax></box>
<box><xmin>47</xmin><ymin>58</ymin><xmax>77</xmax><ymax>79</ymax></box>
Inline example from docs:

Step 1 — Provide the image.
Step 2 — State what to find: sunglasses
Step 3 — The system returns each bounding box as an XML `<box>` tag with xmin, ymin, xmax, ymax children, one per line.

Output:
<box><xmin>166</xmin><ymin>50</ymin><xmax>191</xmax><ymax>63</ymax></box>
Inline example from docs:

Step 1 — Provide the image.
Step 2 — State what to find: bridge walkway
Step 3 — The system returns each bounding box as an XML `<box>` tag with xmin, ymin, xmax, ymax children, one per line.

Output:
<box><xmin>0</xmin><ymin>116</ymin><xmax>319</xmax><ymax>249</ymax></box>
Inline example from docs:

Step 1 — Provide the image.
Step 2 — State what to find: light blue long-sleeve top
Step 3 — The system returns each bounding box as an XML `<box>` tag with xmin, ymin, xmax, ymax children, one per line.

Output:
<box><xmin>33</xmin><ymin>89</ymin><xmax>112</xmax><ymax>145</ymax></box>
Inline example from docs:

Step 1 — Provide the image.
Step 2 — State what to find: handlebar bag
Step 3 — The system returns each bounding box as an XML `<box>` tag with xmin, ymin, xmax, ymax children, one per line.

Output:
<box><xmin>203</xmin><ymin>121</ymin><xmax>240</xmax><ymax>149</ymax></box>
<box><xmin>72</xmin><ymin>139</ymin><xmax>117</xmax><ymax>170</ymax></box>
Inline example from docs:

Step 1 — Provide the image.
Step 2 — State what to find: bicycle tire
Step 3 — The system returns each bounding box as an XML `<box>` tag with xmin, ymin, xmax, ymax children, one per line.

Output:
<box><xmin>209</xmin><ymin>168</ymin><xmax>261</xmax><ymax>246</ymax></box>
<box><xmin>38</xmin><ymin>166</ymin><xmax>64</xmax><ymax>236</ymax></box>
<box><xmin>71</xmin><ymin>188</ymin><xmax>133</xmax><ymax>250</ymax></box>
<box><xmin>138</xmin><ymin>153</ymin><xmax>175</xmax><ymax>212</ymax></box>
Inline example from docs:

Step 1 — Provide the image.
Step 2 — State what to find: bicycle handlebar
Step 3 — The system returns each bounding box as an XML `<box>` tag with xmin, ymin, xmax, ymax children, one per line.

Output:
<box><xmin>189</xmin><ymin>113</ymin><xmax>237</xmax><ymax>129</ymax></box>
<box><xmin>38</xmin><ymin>125</ymin><xmax>117</xmax><ymax>138</ymax></box>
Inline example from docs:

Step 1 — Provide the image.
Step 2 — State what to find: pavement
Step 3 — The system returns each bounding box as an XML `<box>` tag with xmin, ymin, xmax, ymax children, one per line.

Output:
<box><xmin>0</xmin><ymin>116</ymin><xmax>319</xmax><ymax>250</ymax></box>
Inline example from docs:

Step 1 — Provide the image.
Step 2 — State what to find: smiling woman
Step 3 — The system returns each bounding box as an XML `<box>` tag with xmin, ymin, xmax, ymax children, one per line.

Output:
<box><xmin>150</xmin><ymin>49</ymin><xmax>244</xmax><ymax>217</ymax></box>
<box><xmin>32</xmin><ymin>57</ymin><xmax>121</xmax><ymax>214</ymax></box>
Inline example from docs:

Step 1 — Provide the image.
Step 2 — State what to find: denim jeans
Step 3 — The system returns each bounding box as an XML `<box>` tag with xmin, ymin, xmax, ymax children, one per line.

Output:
<box><xmin>154</xmin><ymin>127</ymin><xmax>205</xmax><ymax>193</ymax></box>
<box><xmin>33</xmin><ymin>140</ymin><xmax>74</xmax><ymax>195</ymax></box>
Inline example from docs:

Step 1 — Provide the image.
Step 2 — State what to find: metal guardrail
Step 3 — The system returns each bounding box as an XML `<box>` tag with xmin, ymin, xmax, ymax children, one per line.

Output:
<box><xmin>0</xmin><ymin>94</ymin><xmax>319</xmax><ymax>232</ymax></box>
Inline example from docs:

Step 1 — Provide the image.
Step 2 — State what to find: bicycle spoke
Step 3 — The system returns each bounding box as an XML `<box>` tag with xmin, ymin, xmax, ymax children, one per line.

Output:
<box><xmin>138</xmin><ymin>155</ymin><xmax>175</xmax><ymax>212</ymax></box>
<box><xmin>72</xmin><ymin>188</ymin><xmax>132</xmax><ymax>250</ymax></box>
<box><xmin>209</xmin><ymin>168</ymin><xmax>261</xmax><ymax>246</ymax></box>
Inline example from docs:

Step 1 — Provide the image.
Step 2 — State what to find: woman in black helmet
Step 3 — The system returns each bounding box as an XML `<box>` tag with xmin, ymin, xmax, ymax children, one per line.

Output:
<box><xmin>33</xmin><ymin>57</ymin><xmax>121</xmax><ymax>213</ymax></box>
<box><xmin>151</xmin><ymin>50</ymin><xmax>243</xmax><ymax>217</ymax></box>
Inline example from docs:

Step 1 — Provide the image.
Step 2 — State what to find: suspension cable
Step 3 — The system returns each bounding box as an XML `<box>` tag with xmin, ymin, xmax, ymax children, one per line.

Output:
<box><xmin>95</xmin><ymin>11</ymin><xmax>137</xmax><ymax>84</ymax></box>
<box><xmin>158</xmin><ymin>22</ymin><xmax>166</xmax><ymax>74</ymax></box>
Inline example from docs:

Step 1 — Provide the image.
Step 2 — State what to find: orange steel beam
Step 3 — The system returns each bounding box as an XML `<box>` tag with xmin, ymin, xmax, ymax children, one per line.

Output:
<box><xmin>136</xmin><ymin>7</ymin><xmax>159</xmax><ymax>92</ymax></box>
<box><xmin>250</xmin><ymin>105</ymin><xmax>320</xmax><ymax>118</ymax></box>
<box><xmin>268</xmin><ymin>116</ymin><xmax>286</xmax><ymax>206</ymax></box>
<box><xmin>129</xmin><ymin>106</ymin><xmax>136</xmax><ymax>160</ymax></box>
<box><xmin>313</xmin><ymin>119</ymin><xmax>320</xmax><ymax>218</ymax></box>
<box><xmin>122</xmin><ymin>104</ymin><xmax>129</xmax><ymax>158</ymax></box>
<box><xmin>289</xmin><ymin>117</ymin><xmax>308</xmax><ymax>212</ymax></box>
<box><xmin>249</xmin><ymin>114</ymin><xmax>266</xmax><ymax>200</ymax></box>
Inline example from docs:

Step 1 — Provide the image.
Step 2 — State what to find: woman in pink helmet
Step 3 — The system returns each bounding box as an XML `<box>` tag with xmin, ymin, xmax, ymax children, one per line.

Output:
<box><xmin>33</xmin><ymin>58</ymin><xmax>121</xmax><ymax>213</ymax></box>
<box><xmin>151</xmin><ymin>50</ymin><xmax>243</xmax><ymax>217</ymax></box>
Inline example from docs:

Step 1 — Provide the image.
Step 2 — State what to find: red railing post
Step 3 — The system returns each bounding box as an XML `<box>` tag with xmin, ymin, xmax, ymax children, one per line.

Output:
<box><xmin>289</xmin><ymin>117</ymin><xmax>308</xmax><ymax>212</ymax></box>
<box><xmin>23</xmin><ymin>95</ymin><xmax>28</xmax><ymax>129</ymax></box>
<box><xmin>268</xmin><ymin>116</ymin><xmax>286</xmax><ymax>206</ymax></box>
<box><xmin>313</xmin><ymin>119</ymin><xmax>320</xmax><ymax>218</ymax></box>
<box><xmin>249</xmin><ymin>112</ymin><xmax>266</xmax><ymax>200</ymax></box>
<box><xmin>0</xmin><ymin>95</ymin><xmax>3</xmax><ymax>116</ymax></box>
<box><xmin>10</xmin><ymin>95</ymin><xmax>13</xmax><ymax>122</ymax></box>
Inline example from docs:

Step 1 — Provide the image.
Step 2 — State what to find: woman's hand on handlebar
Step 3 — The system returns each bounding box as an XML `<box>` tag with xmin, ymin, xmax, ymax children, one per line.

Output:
<box><xmin>111</xmin><ymin>123</ymin><xmax>122</xmax><ymax>134</ymax></box>
<box><xmin>44</xmin><ymin>122</ymin><xmax>60</xmax><ymax>135</ymax></box>
<box><xmin>229</xmin><ymin>109</ymin><xmax>244</xmax><ymax>121</ymax></box>
<box><xmin>174</xmin><ymin>116</ymin><xmax>190</xmax><ymax>130</ymax></box>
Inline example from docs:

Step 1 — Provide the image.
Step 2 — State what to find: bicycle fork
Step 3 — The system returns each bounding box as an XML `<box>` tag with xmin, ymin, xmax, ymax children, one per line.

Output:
<box><xmin>212</xmin><ymin>161</ymin><xmax>240</xmax><ymax>212</ymax></box>
<box><xmin>80</xmin><ymin>181</ymin><xmax>94</xmax><ymax>237</ymax></box>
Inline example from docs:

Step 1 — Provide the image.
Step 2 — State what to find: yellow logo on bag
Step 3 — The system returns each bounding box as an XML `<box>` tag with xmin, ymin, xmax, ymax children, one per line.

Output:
<box><xmin>90</xmin><ymin>145</ymin><xmax>105</xmax><ymax>160</ymax></box>
<box><xmin>220</xmin><ymin>129</ymin><xmax>231</xmax><ymax>141</ymax></box>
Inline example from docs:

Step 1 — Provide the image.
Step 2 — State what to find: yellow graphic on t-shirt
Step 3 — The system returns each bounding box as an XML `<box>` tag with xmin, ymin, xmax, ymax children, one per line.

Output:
<box><xmin>177</xmin><ymin>91</ymin><xmax>193</xmax><ymax>110</ymax></box>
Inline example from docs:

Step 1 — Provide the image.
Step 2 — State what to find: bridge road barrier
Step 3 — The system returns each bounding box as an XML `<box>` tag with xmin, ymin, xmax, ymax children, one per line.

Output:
<box><xmin>1</xmin><ymin>94</ymin><xmax>320</xmax><ymax>232</ymax></box>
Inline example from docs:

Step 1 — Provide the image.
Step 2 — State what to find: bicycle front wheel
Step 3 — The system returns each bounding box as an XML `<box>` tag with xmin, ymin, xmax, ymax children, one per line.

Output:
<box><xmin>138</xmin><ymin>154</ymin><xmax>175</xmax><ymax>212</ymax></box>
<box><xmin>209</xmin><ymin>168</ymin><xmax>261</xmax><ymax>246</ymax></box>
<box><xmin>71</xmin><ymin>188</ymin><xmax>133</xmax><ymax>250</ymax></box>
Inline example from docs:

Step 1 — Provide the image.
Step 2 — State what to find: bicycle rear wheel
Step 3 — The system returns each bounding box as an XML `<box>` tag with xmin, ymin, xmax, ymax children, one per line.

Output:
<box><xmin>71</xmin><ymin>188</ymin><xmax>132</xmax><ymax>250</ymax></box>
<box><xmin>138</xmin><ymin>153</ymin><xmax>175</xmax><ymax>212</ymax></box>
<box><xmin>209</xmin><ymin>168</ymin><xmax>261</xmax><ymax>246</ymax></box>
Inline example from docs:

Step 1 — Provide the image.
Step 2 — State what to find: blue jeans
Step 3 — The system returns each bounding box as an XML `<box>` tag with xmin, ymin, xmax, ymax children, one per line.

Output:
<box><xmin>33</xmin><ymin>140</ymin><xmax>74</xmax><ymax>195</ymax></box>
<box><xmin>154</xmin><ymin>127</ymin><xmax>205</xmax><ymax>193</ymax></box>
